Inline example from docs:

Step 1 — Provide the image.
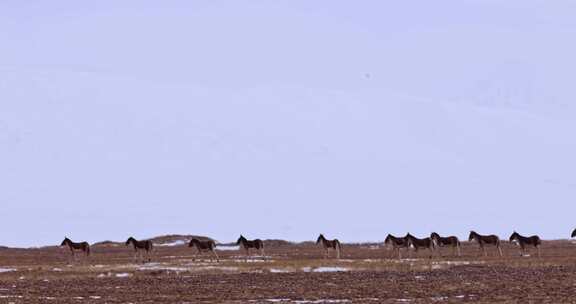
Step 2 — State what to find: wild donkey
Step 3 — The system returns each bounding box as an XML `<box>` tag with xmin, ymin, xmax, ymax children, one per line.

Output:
<box><xmin>125</xmin><ymin>237</ymin><xmax>154</xmax><ymax>262</ymax></box>
<box><xmin>405</xmin><ymin>233</ymin><xmax>434</xmax><ymax>258</ymax></box>
<box><xmin>236</xmin><ymin>235</ymin><xmax>265</xmax><ymax>258</ymax></box>
<box><xmin>61</xmin><ymin>237</ymin><xmax>90</xmax><ymax>260</ymax></box>
<box><xmin>509</xmin><ymin>231</ymin><xmax>541</xmax><ymax>257</ymax></box>
<box><xmin>316</xmin><ymin>234</ymin><xmax>342</xmax><ymax>259</ymax></box>
<box><xmin>430</xmin><ymin>232</ymin><xmax>461</xmax><ymax>257</ymax></box>
<box><xmin>384</xmin><ymin>234</ymin><xmax>409</xmax><ymax>259</ymax></box>
<box><xmin>468</xmin><ymin>231</ymin><xmax>503</xmax><ymax>257</ymax></box>
<box><xmin>189</xmin><ymin>238</ymin><xmax>219</xmax><ymax>262</ymax></box>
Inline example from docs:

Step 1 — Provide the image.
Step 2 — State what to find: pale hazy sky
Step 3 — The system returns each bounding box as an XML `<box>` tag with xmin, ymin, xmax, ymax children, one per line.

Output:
<box><xmin>2</xmin><ymin>1</ymin><xmax>576</xmax><ymax>247</ymax></box>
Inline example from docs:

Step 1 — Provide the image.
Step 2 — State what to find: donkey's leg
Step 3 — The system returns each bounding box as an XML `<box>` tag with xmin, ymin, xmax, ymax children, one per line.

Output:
<box><xmin>498</xmin><ymin>245</ymin><xmax>503</xmax><ymax>257</ymax></box>
<box><xmin>212</xmin><ymin>250</ymin><xmax>219</xmax><ymax>262</ymax></box>
<box><xmin>84</xmin><ymin>249</ymin><xmax>91</xmax><ymax>265</ymax></box>
<box><xmin>522</xmin><ymin>244</ymin><xmax>527</xmax><ymax>256</ymax></box>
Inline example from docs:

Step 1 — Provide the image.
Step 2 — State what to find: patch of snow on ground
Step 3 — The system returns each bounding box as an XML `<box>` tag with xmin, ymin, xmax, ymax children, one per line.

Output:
<box><xmin>216</xmin><ymin>245</ymin><xmax>240</xmax><ymax>251</ymax></box>
<box><xmin>432</xmin><ymin>261</ymin><xmax>473</xmax><ymax>266</ymax></box>
<box><xmin>294</xmin><ymin>300</ymin><xmax>351</xmax><ymax>303</ymax></box>
<box><xmin>312</xmin><ymin>267</ymin><xmax>348</xmax><ymax>273</ymax></box>
<box><xmin>157</xmin><ymin>240</ymin><xmax>187</xmax><ymax>247</ymax></box>
<box><xmin>194</xmin><ymin>266</ymin><xmax>239</xmax><ymax>272</ymax></box>
<box><xmin>232</xmin><ymin>257</ymin><xmax>272</xmax><ymax>263</ymax></box>
<box><xmin>431</xmin><ymin>296</ymin><xmax>448</xmax><ymax>301</ymax></box>
<box><xmin>270</xmin><ymin>268</ymin><xmax>291</xmax><ymax>273</ymax></box>
<box><xmin>138</xmin><ymin>265</ymin><xmax>189</xmax><ymax>272</ymax></box>
<box><xmin>0</xmin><ymin>268</ymin><xmax>16</xmax><ymax>273</ymax></box>
<box><xmin>115</xmin><ymin>273</ymin><xmax>131</xmax><ymax>278</ymax></box>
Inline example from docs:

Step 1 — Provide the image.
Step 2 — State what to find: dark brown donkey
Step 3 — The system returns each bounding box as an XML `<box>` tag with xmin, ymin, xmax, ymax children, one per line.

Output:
<box><xmin>468</xmin><ymin>231</ymin><xmax>503</xmax><ymax>257</ymax></box>
<box><xmin>189</xmin><ymin>238</ymin><xmax>219</xmax><ymax>262</ymax></box>
<box><xmin>430</xmin><ymin>232</ymin><xmax>461</xmax><ymax>257</ymax></box>
<box><xmin>125</xmin><ymin>237</ymin><xmax>154</xmax><ymax>262</ymax></box>
<box><xmin>405</xmin><ymin>233</ymin><xmax>434</xmax><ymax>258</ymax></box>
<box><xmin>236</xmin><ymin>235</ymin><xmax>265</xmax><ymax>258</ymax></box>
<box><xmin>60</xmin><ymin>237</ymin><xmax>90</xmax><ymax>259</ymax></box>
<box><xmin>316</xmin><ymin>234</ymin><xmax>342</xmax><ymax>259</ymax></box>
<box><xmin>384</xmin><ymin>234</ymin><xmax>409</xmax><ymax>259</ymax></box>
<box><xmin>509</xmin><ymin>231</ymin><xmax>541</xmax><ymax>257</ymax></box>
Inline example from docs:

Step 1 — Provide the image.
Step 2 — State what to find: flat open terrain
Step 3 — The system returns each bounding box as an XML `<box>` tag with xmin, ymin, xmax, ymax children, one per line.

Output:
<box><xmin>1</xmin><ymin>240</ymin><xmax>576</xmax><ymax>303</ymax></box>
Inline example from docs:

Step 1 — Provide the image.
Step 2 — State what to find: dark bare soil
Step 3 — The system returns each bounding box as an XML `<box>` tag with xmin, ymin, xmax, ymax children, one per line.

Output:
<box><xmin>1</xmin><ymin>240</ymin><xmax>575</xmax><ymax>303</ymax></box>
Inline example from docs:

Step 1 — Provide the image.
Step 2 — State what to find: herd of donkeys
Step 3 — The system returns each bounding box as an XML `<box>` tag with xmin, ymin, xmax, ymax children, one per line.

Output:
<box><xmin>58</xmin><ymin>229</ymin><xmax>576</xmax><ymax>261</ymax></box>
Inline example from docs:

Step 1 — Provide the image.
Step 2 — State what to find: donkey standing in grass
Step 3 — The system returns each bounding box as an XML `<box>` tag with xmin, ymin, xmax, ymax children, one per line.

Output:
<box><xmin>405</xmin><ymin>233</ymin><xmax>434</xmax><ymax>258</ymax></box>
<box><xmin>384</xmin><ymin>234</ymin><xmax>410</xmax><ymax>259</ymax></box>
<box><xmin>509</xmin><ymin>231</ymin><xmax>542</xmax><ymax>257</ymax></box>
<box><xmin>316</xmin><ymin>234</ymin><xmax>342</xmax><ymax>259</ymax></box>
<box><xmin>236</xmin><ymin>235</ymin><xmax>265</xmax><ymax>258</ymax></box>
<box><xmin>60</xmin><ymin>237</ymin><xmax>90</xmax><ymax>260</ymax></box>
<box><xmin>430</xmin><ymin>232</ymin><xmax>461</xmax><ymax>257</ymax></box>
<box><xmin>125</xmin><ymin>237</ymin><xmax>154</xmax><ymax>262</ymax></box>
<box><xmin>468</xmin><ymin>231</ymin><xmax>503</xmax><ymax>257</ymax></box>
<box><xmin>189</xmin><ymin>238</ymin><xmax>219</xmax><ymax>262</ymax></box>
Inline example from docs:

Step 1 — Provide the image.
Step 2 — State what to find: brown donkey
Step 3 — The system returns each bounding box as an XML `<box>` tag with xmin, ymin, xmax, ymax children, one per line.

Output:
<box><xmin>468</xmin><ymin>231</ymin><xmax>503</xmax><ymax>257</ymax></box>
<box><xmin>316</xmin><ymin>234</ymin><xmax>342</xmax><ymax>259</ymax></box>
<box><xmin>125</xmin><ymin>237</ymin><xmax>154</xmax><ymax>262</ymax></box>
<box><xmin>60</xmin><ymin>237</ymin><xmax>90</xmax><ymax>259</ymax></box>
<box><xmin>236</xmin><ymin>235</ymin><xmax>265</xmax><ymax>258</ymax></box>
<box><xmin>509</xmin><ymin>231</ymin><xmax>541</xmax><ymax>257</ymax></box>
<box><xmin>430</xmin><ymin>232</ymin><xmax>461</xmax><ymax>257</ymax></box>
<box><xmin>405</xmin><ymin>233</ymin><xmax>434</xmax><ymax>258</ymax></box>
<box><xmin>189</xmin><ymin>238</ymin><xmax>219</xmax><ymax>262</ymax></box>
<box><xmin>384</xmin><ymin>234</ymin><xmax>409</xmax><ymax>259</ymax></box>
